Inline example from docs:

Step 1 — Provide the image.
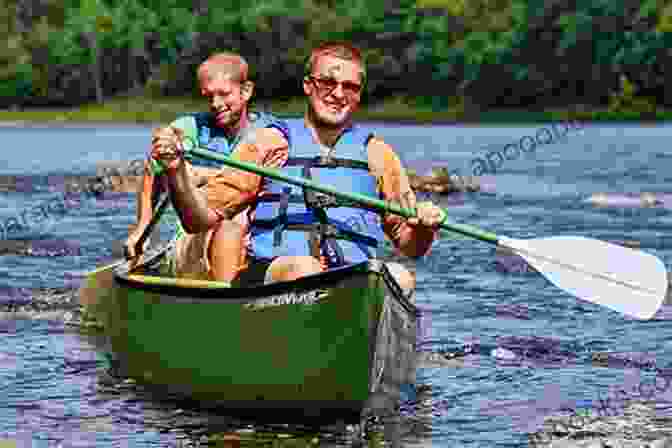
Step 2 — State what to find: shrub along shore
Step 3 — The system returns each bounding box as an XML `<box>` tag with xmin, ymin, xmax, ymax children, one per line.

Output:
<box><xmin>2</xmin><ymin>95</ymin><xmax>672</xmax><ymax>126</ymax></box>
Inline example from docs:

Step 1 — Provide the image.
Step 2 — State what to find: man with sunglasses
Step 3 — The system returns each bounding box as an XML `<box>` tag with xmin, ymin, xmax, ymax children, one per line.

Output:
<box><xmin>151</xmin><ymin>42</ymin><xmax>444</xmax><ymax>293</ymax></box>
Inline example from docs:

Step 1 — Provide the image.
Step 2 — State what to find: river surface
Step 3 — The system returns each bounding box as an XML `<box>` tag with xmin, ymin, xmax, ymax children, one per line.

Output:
<box><xmin>1</xmin><ymin>120</ymin><xmax>671</xmax><ymax>447</ymax></box>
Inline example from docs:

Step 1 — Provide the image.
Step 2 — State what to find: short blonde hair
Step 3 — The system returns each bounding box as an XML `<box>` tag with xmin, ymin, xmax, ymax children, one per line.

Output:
<box><xmin>197</xmin><ymin>52</ymin><xmax>249</xmax><ymax>85</ymax></box>
<box><xmin>304</xmin><ymin>41</ymin><xmax>366</xmax><ymax>86</ymax></box>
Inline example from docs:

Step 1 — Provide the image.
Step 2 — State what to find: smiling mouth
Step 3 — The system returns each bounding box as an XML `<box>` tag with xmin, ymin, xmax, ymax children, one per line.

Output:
<box><xmin>326</xmin><ymin>103</ymin><xmax>345</xmax><ymax>111</ymax></box>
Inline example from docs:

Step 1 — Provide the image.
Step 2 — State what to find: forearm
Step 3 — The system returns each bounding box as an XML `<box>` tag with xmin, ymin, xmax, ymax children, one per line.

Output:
<box><xmin>165</xmin><ymin>162</ymin><xmax>213</xmax><ymax>234</ymax></box>
<box><xmin>134</xmin><ymin>161</ymin><xmax>160</xmax><ymax>230</ymax></box>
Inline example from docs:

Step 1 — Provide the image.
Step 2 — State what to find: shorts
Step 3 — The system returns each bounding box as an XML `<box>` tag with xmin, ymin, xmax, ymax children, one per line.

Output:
<box><xmin>159</xmin><ymin>229</ymin><xmax>217</xmax><ymax>280</ymax></box>
<box><xmin>160</xmin><ymin>237</ymin><xmax>413</xmax><ymax>296</ymax></box>
<box><xmin>158</xmin><ymin>228</ymin><xmax>268</xmax><ymax>287</ymax></box>
<box><xmin>233</xmin><ymin>259</ymin><xmax>272</xmax><ymax>287</ymax></box>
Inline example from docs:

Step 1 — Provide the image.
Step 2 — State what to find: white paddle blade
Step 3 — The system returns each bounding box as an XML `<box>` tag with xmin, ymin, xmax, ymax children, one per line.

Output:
<box><xmin>499</xmin><ymin>236</ymin><xmax>668</xmax><ymax>320</ymax></box>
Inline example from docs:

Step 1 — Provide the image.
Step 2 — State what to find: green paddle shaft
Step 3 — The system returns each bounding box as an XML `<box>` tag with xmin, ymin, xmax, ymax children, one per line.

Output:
<box><xmin>187</xmin><ymin>146</ymin><xmax>498</xmax><ymax>244</ymax></box>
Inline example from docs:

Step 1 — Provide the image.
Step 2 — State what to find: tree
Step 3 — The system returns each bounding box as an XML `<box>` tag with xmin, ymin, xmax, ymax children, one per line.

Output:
<box><xmin>0</xmin><ymin>0</ymin><xmax>33</xmax><ymax>106</ymax></box>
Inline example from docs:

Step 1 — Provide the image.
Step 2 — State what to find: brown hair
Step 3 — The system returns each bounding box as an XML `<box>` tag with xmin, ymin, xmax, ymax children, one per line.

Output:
<box><xmin>304</xmin><ymin>41</ymin><xmax>366</xmax><ymax>86</ymax></box>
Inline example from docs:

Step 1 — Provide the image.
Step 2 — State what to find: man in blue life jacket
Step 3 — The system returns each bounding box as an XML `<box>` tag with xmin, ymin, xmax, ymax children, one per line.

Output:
<box><xmin>124</xmin><ymin>51</ymin><xmax>288</xmax><ymax>282</ymax></box>
<box><xmin>150</xmin><ymin>42</ymin><xmax>445</xmax><ymax>294</ymax></box>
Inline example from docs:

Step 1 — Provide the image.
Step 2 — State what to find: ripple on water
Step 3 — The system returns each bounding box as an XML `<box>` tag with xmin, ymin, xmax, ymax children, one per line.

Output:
<box><xmin>2</xmin><ymin>124</ymin><xmax>672</xmax><ymax>447</ymax></box>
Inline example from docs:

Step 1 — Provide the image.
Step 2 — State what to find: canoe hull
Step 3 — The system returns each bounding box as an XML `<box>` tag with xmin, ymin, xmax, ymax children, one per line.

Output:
<box><xmin>94</xmin><ymin>256</ymin><xmax>417</xmax><ymax>423</ymax></box>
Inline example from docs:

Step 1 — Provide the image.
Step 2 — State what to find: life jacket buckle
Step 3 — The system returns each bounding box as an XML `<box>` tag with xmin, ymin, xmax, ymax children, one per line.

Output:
<box><xmin>319</xmin><ymin>155</ymin><xmax>338</xmax><ymax>168</ymax></box>
<box><xmin>310</xmin><ymin>193</ymin><xmax>339</xmax><ymax>208</ymax></box>
<box><xmin>316</xmin><ymin>223</ymin><xmax>339</xmax><ymax>238</ymax></box>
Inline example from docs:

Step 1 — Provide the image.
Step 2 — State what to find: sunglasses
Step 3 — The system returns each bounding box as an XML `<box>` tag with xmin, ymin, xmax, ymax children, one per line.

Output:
<box><xmin>308</xmin><ymin>76</ymin><xmax>362</xmax><ymax>96</ymax></box>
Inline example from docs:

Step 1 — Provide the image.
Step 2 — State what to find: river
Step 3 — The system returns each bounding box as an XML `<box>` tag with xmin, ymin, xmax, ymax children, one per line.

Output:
<box><xmin>0</xmin><ymin>120</ymin><xmax>671</xmax><ymax>447</ymax></box>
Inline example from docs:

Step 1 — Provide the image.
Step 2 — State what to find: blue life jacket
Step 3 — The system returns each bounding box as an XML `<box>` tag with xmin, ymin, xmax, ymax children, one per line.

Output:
<box><xmin>185</xmin><ymin>110</ymin><xmax>288</xmax><ymax>168</ymax></box>
<box><xmin>153</xmin><ymin>111</ymin><xmax>289</xmax><ymax>239</ymax></box>
<box><xmin>249</xmin><ymin>120</ymin><xmax>386</xmax><ymax>267</ymax></box>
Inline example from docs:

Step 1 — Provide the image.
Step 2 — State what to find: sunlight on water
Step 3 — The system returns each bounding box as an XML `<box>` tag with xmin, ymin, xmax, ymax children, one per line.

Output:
<box><xmin>0</xmin><ymin>123</ymin><xmax>671</xmax><ymax>446</ymax></box>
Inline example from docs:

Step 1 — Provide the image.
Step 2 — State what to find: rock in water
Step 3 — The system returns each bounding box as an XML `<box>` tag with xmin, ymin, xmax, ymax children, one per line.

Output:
<box><xmin>0</xmin><ymin>173</ymin><xmax>141</xmax><ymax>195</ymax></box>
<box><xmin>408</xmin><ymin>166</ymin><xmax>482</xmax><ymax>194</ymax></box>
<box><xmin>584</xmin><ymin>193</ymin><xmax>669</xmax><ymax>208</ymax></box>
<box><xmin>590</xmin><ymin>351</ymin><xmax>658</xmax><ymax>370</ymax></box>
<box><xmin>0</xmin><ymin>239</ymin><xmax>81</xmax><ymax>256</ymax></box>
<box><xmin>529</xmin><ymin>401</ymin><xmax>672</xmax><ymax>447</ymax></box>
<box><xmin>0</xmin><ymin>286</ymin><xmax>81</xmax><ymax>322</ymax></box>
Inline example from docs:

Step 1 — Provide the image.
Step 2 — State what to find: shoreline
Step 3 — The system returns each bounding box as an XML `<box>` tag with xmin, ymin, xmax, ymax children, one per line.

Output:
<box><xmin>2</xmin><ymin>117</ymin><xmax>672</xmax><ymax>129</ymax></box>
<box><xmin>3</xmin><ymin>95</ymin><xmax>672</xmax><ymax>127</ymax></box>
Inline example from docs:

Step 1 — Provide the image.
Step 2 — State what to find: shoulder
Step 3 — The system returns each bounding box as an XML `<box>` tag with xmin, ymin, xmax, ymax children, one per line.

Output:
<box><xmin>232</xmin><ymin>126</ymin><xmax>289</xmax><ymax>167</ymax></box>
<box><xmin>170</xmin><ymin>112</ymin><xmax>204</xmax><ymax>129</ymax></box>
<box><xmin>245</xmin><ymin>126</ymin><xmax>288</xmax><ymax>145</ymax></box>
<box><xmin>249</xmin><ymin>111</ymin><xmax>291</xmax><ymax>143</ymax></box>
<box><xmin>366</xmin><ymin>135</ymin><xmax>403</xmax><ymax>176</ymax></box>
<box><xmin>239</xmin><ymin>127</ymin><xmax>289</xmax><ymax>157</ymax></box>
<box><xmin>169</xmin><ymin>113</ymin><xmax>202</xmax><ymax>138</ymax></box>
<box><xmin>367</xmin><ymin>136</ymin><xmax>398</xmax><ymax>158</ymax></box>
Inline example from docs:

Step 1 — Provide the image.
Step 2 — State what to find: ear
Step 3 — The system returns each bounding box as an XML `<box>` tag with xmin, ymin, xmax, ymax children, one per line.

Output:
<box><xmin>303</xmin><ymin>76</ymin><xmax>313</xmax><ymax>96</ymax></box>
<box><xmin>241</xmin><ymin>80</ymin><xmax>254</xmax><ymax>102</ymax></box>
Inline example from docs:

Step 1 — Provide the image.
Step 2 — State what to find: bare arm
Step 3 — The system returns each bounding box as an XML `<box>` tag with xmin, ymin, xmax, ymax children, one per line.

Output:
<box><xmin>134</xmin><ymin>159</ymin><xmax>157</xmax><ymax>229</ymax></box>
<box><xmin>367</xmin><ymin>138</ymin><xmax>440</xmax><ymax>258</ymax></box>
<box><xmin>133</xmin><ymin>160</ymin><xmax>208</xmax><ymax>233</ymax></box>
<box><xmin>154</xmin><ymin>126</ymin><xmax>289</xmax><ymax>234</ymax></box>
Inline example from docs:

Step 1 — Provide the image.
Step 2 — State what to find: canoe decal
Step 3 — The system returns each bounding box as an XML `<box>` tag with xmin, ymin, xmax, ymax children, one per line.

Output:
<box><xmin>243</xmin><ymin>289</ymin><xmax>329</xmax><ymax>310</ymax></box>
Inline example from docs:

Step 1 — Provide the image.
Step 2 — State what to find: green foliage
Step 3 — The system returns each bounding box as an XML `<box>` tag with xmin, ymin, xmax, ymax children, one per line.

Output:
<box><xmin>608</xmin><ymin>75</ymin><xmax>657</xmax><ymax>115</ymax></box>
<box><xmin>42</xmin><ymin>0</ymin><xmax>197</xmax><ymax>82</ymax></box>
<box><xmin>556</xmin><ymin>12</ymin><xmax>588</xmax><ymax>51</ymax></box>
<box><xmin>657</xmin><ymin>2</ymin><xmax>672</xmax><ymax>32</ymax></box>
<box><xmin>410</xmin><ymin>0</ymin><xmax>530</xmax><ymax>96</ymax></box>
<box><xmin>415</xmin><ymin>0</ymin><xmax>464</xmax><ymax>15</ymax></box>
<box><xmin>0</xmin><ymin>0</ymin><xmax>669</xmax><ymax>114</ymax></box>
<box><xmin>0</xmin><ymin>0</ymin><xmax>33</xmax><ymax>100</ymax></box>
<box><xmin>639</xmin><ymin>0</ymin><xmax>658</xmax><ymax>18</ymax></box>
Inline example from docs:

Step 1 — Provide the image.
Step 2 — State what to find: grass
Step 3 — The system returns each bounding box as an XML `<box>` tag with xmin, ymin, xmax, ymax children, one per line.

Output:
<box><xmin>2</xmin><ymin>94</ymin><xmax>672</xmax><ymax>125</ymax></box>
<box><xmin>0</xmin><ymin>95</ymin><xmax>209</xmax><ymax>124</ymax></box>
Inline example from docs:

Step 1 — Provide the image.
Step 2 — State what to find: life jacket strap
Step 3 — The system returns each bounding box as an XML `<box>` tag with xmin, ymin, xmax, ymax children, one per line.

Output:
<box><xmin>299</xmin><ymin>160</ymin><xmax>333</xmax><ymax>262</ymax></box>
<box><xmin>273</xmin><ymin>186</ymin><xmax>291</xmax><ymax>248</ymax></box>
<box><xmin>254</xmin><ymin>152</ymin><xmax>377</xmax><ymax>266</ymax></box>
<box><xmin>285</xmin><ymin>156</ymin><xmax>369</xmax><ymax>171</ymax></box>
<box><xmin>252</xmin><ymin>220</ymin><xmax>379</xmax><ymax>248</ymax></box>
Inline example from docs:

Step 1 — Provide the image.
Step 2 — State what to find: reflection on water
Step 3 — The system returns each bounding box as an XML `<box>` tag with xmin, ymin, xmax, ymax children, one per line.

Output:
<box><xmin>0</xmin><ymin>321</ymin><xmax>436</xmax><ymax>448</ymax></box>
<box><xmin>85</xmin><ymin>330</ymin><xmax>437</xmax><ymax>448</ymax></box>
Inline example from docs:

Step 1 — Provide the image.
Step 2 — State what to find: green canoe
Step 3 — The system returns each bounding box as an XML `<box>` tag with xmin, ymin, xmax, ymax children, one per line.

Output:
<box><xmin>83</xmin><ymin>242</ymin><xmax>418</xmax><ymax>424</ymax></box>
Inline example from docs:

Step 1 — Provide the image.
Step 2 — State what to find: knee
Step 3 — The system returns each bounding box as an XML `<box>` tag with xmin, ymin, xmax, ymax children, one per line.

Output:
<box><xmin>292</xmin><ymin>256</ymin><xmax>322</xmax><ymax>275</ymax></box>
<box><xmin>386</xmin><ymin>262</ymin><xmax>415</xmax><ymax>297</ymax></box>
<box><xmin>266</xmin><ymin>256</ymin><xmax>322</xmax><ymax>283</ymax></box>
<box><xmin>213</xmin><ymin>220</ymin><xmax>244</xmax><ymax>240</ymax></box>
<box><xmin>210</xmin><ymin>220</ymin><xmax>244</xmax><ymax>254</ymax></box>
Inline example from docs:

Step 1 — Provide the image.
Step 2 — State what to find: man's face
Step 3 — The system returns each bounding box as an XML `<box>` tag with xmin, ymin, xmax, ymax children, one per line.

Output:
<box><xmin>199</xmin><ymin>72</ymin><xmax>251</xmax><ymax>129</ymax></box>
<box><xmin>304</xmin><ymin>54</ymin><xmax>363</xmax><ymax>128</ymax></box>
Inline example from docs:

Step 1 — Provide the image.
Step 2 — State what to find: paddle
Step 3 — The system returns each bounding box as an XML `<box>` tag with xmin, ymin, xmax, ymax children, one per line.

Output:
<box><xmin>78</xmin><ymin>191</ymin><xmax>170</xmax><ymax>309</ymax></box>
<box><xmin>184</xmin><ymin>144</ymin><xmax>668</xmax><ymax>320</ymax></box>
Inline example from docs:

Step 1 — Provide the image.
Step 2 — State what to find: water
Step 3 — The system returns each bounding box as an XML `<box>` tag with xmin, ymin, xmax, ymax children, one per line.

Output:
<box><xmin>1</xmin><ymin>120</ymin><xmax>672</xmax><ymax>447</ymax></box>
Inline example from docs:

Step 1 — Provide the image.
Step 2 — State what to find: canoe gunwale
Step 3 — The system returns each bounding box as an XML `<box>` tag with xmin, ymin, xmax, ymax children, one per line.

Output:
<box><xmin>116</xmin><ymin>259</ymin><xmax>367</xmax><ymax>299</ymax></box>
<box><xmin>376</xmin><ymin>260</ymin><xmax>417</xmax><ymax>316</ymax></box>
<box><xmin>113</xmin><ymin>242</ymin><xmax>418</xmax><ymax>316</ymax></box>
